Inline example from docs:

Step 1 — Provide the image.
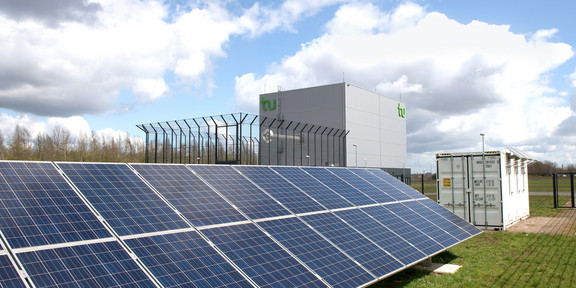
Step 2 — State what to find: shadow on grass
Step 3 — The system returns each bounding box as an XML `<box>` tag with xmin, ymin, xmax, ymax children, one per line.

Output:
<box><xmin>369</xmin><ymin>251</ymin><xmax>459</xmax><ymax>287</ymax></box>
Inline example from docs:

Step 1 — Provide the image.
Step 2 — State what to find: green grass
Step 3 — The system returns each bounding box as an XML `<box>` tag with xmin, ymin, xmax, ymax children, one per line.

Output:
<box><xmin>370</xmin><ymin>232</ymin><xmax>576</xmax><ymax>288</ymax></box>
<box><xmin>530</xmin><ymin>195</ymin><xmax>572</xmax><ymax>217</ymax></box>
<box><xmin>368</xmin><ymin>193</ymin><xmax>576</xmax><ymax>288</ymax></box>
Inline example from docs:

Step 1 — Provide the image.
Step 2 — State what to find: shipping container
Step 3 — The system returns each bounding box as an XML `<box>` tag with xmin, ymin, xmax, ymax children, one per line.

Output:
<box><xmin>436</xmin><ymin>148</ymin><xmax>531</xmax><ymax>230</ymax></box>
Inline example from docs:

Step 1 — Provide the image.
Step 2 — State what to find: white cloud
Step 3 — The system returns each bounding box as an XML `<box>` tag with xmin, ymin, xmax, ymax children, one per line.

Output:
<box><xmin>0</xmin><ymin>114</ymin><xmax>90</xmax><ymax>141</ymax></box>
<box><xmin>234</xmin><ymin>2</ymin><xmax>575</xmax><ymax>171</ymax></box>
<box><xmin>0</xmin><ymin>0</ymin><xmax>345</xmax><ymax>118</ymax></box>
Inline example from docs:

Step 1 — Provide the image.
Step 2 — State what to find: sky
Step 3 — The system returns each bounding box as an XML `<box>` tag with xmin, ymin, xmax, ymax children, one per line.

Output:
<box><xmin>0</xmin><ymin>0</ymin><xmax>575</xmax><ymax>172</ymax></box>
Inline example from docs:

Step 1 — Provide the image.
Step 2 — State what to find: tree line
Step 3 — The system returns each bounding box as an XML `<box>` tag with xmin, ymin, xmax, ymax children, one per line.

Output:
<box><xmin>0</xmin><ymin>125</ymin><xmax>146</xmax><ymax>163</ymax></box>
<box><xmin>528</xmin><ymin>160</ymin><xmax>576</xmax><ymax>176</ymax></box>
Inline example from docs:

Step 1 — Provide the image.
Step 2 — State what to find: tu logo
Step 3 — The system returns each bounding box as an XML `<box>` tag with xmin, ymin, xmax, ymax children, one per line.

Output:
<box><xmin>261</xmin><ymin>96</ymin><xmax>277</xmax><ymax>111</ymax></box>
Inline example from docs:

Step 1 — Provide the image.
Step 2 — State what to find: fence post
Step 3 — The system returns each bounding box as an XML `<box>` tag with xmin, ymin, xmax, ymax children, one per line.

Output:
<box><xmin>571</xmin><ymin>173</ymin><xmax>575</xmax><ymax>208</ymax></box>
<box><xmin>421</xmin><ymin>173</ymin><xmax>425</xmax><ymax>194</ymax></box>
<box><xmin>553</xmin><ymin>173</ymin><xmax>558</xmax><ymax>208</ymax></box>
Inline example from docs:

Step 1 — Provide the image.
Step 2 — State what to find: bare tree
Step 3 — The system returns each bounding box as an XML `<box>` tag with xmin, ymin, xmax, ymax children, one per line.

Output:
<box><xmin>51</xmin><ymin>125</ymin><xmax>71</xmax><ymax>161</ymax></box>
<box><xmin>8</xmin><ymin>125</ymin><xmax>32</xmax><ymax>160</ymax></box>
<box><xmin>0</xmin><ymin>130</ymin><xmax>4</xmax><ymax>160</ymax></box>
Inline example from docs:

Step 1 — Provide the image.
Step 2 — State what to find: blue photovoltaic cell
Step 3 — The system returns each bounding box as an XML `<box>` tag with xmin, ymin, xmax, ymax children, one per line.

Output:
<box><xmin>57</xmin><ymin>163</ymin><xmax>190</xmax><ymax>236</ymax></box>
<box><xmin>301</xmin><ymin>212</ymin><xmax>404</xmax><ymax>278</ymax></box>
<box><xmin>416</xmin><ymin>200</ymin><xmax>483</xmax><ymax>236</ymax></box>
<box><xmin>0</xmin><ymin>254</ymin><xmax>26</xmax><ymax>288</ymax></box>
<box><xmin>189</xmin><ymin>165</ymin><xmax>290</xmax><ymax>220</ymax></box>
<box><xmin>125</xmin><ymin>231</ymin><xmax>253</xmax><ymax>288</ymax></box>
<box><xmin>334</xmin><ymin>208</ymin><xmax>427</xmax><ymax>266</ymax></box>
<box><xmin>0</xmin><ymin>162</ymin><xmax>111</xmax><ymax>248</ymax></box>
<box><xmin>202</xmin><ymin>223</ymin><xmax>326</xmax><ymax>288</ymax></box>
<box><xmin>403</xmin><ymin>200</ymin><xmax>473</xmax><ymax>242</ymax></box>
<box><xmin>347</xmin><ymin>168</ymin><xmax>413</xmax><ymax>201</ymax></box>
<box><xmin>233</xmin><ymin>166</ymin><xmax>325</xmax><ymax>214</ymax></box>
<box><xmin>131</xmin><ymin>164</ymin><xmax>247</xmax><ymax>226</ymax></box>
<box><xmin>18</xmin><ymin>241</ymin><xmax>155</xmax><ymax>288</ymax></box>
<box><xmin>326</xmin><ymin>168</ymin><xmax>398</xmax><ymax>204</ymax></box>
<box><xmin>368</xmin><ymin>170</ymin><xmax>426</xmax><ymax>199</ymax></box>
<box><xmin>301</xmin><ymin>168</ymin><xmax>377</xmax><ymax>206</ymax></box>
<box><xmin>361</xmin><ymin>205</ymin><xmax>444</xmax><ymax>255</ymax></box>
<box><xmin>385</xmin><ymin>202</ymin><xmax>460</xmax><ymax>248</ymax></box>
<box><xmin>270</xmin><ymin>167</ymin><xmax>353</xmax><ymax>209</ymax></box>
<box><xmin>258</xmin><ymin>217</ymin><xmax>375</xmax><ymax>288</ymax></box>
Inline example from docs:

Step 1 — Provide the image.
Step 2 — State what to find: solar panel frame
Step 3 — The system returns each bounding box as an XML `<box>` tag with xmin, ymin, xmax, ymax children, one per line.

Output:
<box><xmin>130</xmin><ymin>164</ymin><xmax>248</xmax><ymax>226</ymax></box>
<box><xmin>17</xmin><ymin>241</ymin><xmax>157</xmax><ymax>288</ymax></box>
<box><xmin>301</xmin><ymin>212</ymin><xmax>405</xmax><ymax>278</ymax></box>
<box><xmin>333</xmin><ymin>208</ymin><xmax>428</xmax><ymax>266</ymax></box>
<box><xmin>384</xmin><ymin>202</ymin><xmax>460</xmax><ymax>248</ymax></box>
<box><xmin>367</xmin><ymin>169</ymin><xmax>427</xmax><ymax>199</ymax></box>
<box><xmin>0</xmin><ymin>249</ymin><xmax>26</xmax><ymax>288</ymax></box>
<box><xmin>270</xmin><ymin>166</ymin><xmax>354</xmax><ymax>210</ymax></box>
<box><xmin>402</xmin><ymin>200</ymin><xmax>474</xmax><ymax>242</ymax></box>
<box><xmin>202</xmin><ymin>222</ymin><xmax>327</xmax><ymax>288</ymax></box>
<box><xmin>0</xmin><ymin>162</ymin><xmax>112</xmax><ymax>249</ymax></box>
<box><xmin>124</xmin><ymin>230</ymin><xmax>254</xmax><ymax>288</ymax></box>
<box><xmin>189</xmin><ymin>165</ymin><xmax>291</xmax><ymax>220</ymax></box>
<box><xmin>416</xmin><ymin>199</ymin><xmax>483</xmax><ymax>237</ymax></box>
<box><xmin>361</xmin><ymin>205</ymin><xmax>445</xmax><ymax>255</ymax></box>
<box><xmin>257</xmin><ymin>216</ymin><xmax>375</xmax><ymax>288</ymax></box>
<box><xmin>232</xmin><ymin>166</ymin><xmax>325</xmax><ymax>214</ymax></box>
<box><xmin>56</xmin><ymin>163</ymin><xmax>190</xmax><ymax>236</ymax></box>
<box><xmin>301</xmin><ymin>167</ymin><xmax>378</xmax><ymax>206</ymax></box>
<box><xmin>347</xmin><ymin>168</ymin><xmax>414</xmax><ymax>201</ymax></box>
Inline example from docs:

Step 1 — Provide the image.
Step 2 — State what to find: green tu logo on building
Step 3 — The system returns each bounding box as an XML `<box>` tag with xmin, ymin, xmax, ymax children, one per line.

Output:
<box><xmin>398</xmin><ymin>103</ymin><xmax>406</xmax><ymax>118</ymax></box>
<box><xmin>261</xmin><ymin>96</ymin><xmax>277</xmax><ymax>111</ymax></box>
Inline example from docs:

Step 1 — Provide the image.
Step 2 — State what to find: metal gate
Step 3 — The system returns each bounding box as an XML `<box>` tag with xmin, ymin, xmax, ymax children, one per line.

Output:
<box><xmin>553</xmin><ymin>173</ymin><xmax>576</xmax><ymax>208</ymax></box>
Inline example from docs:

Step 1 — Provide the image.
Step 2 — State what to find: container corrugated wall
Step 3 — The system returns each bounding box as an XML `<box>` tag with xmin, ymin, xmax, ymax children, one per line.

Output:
<box><xmin>436</xmin><ymin>150</ymin><xmax>530</xmax><ymax>230</ymax></box>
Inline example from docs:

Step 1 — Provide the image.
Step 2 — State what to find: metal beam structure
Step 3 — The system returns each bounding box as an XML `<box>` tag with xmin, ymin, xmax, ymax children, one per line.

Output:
<box><xmin>137</xmin><ymin>113</ymin><xmax>349</xmax><ymax>166</ymax></box>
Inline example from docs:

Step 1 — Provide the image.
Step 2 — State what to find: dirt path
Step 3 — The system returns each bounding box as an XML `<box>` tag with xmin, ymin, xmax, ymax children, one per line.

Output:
<box><xmin>506</xmin><ymin>209</ymin><xmax>576</xmax><ymax>235</ymax></box>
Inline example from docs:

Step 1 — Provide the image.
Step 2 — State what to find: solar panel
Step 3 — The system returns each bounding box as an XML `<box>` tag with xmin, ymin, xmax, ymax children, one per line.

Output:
<box><xmin>0</xmin><ymin>162</ymin><xmax>482</xmax><ymax>288</ymax></box>
<box><xmin>301</xmin><ymin>167</ymin><xmax>377</xmax><ymax>206</ymax></box>
<box><xmin>402</xmin><ymin>200</ymin><xmax>476</xmax><ymax>241</ymax></box>
<box><xmin>368</xmin><ymin>169</ymin><xmax>427</xmax><ymax>199</ymax></box>
<box><xmin>346</xmin><ymin>168</ymin><xmax>413</xmax><ymax>201</ymax></box>
<box><xmin>201</xmin><ymin>222</ymin><xmax>326</xmax><ymax>288</ymax></box>
<box><xmin>0</xmin><ymin>253</ymin><xmax>26</xmax><ymax>288</ymax></box>
<box><xmin>56</xmin><ymin>163</ymin><xmax>190</xmax><ymax>236</ymax></box>
<box><xmin>270</xmin><ymin>166</ymin><xmax>353</xmax><ymax>209</ymax></box>
<box><xmin>416</xmin><ymin>199</ymin><xmax>483</xmax><ymax>236</ymax></box>
<box><xmin>189</xmin><ymin>165</ymin><xmax>291</xmax><ymax>220</ymax></box>
<box><xmin>258</xmin><ymin>216</ymin><xmax>375</xmax><ymax>288</ymax></box>
<box><xmin>232</xmin><ymin>166</ymin><xmax>325</xmax><ymax>214</ymax></box>
<box><xmin>131</xmin><ymin>164</ymin><xmax>247</xmax><ymax>226</ymax></box>
<box><xmin>333</xmin><ymin>208</ymin><xmax>427</xmax><ymax>265</ymax></box>
<box><xmin>361</xmin><ymin>205</ymin><xmax>445</xmax><ymax>255</ymax></box>
<box><xmin>17</xmin><ymin>241</ymin><xmax>156</xmax><ymax>287</ymax></box>
<box><xmin>0</xmin><ymin>162</ymin><xmax>112</xmax><ymax>248</ymax></box>
<box><xmin>301</xmin><ymin>212</ymin><xmax>405</xmax><ymax>278</ymax></box>
<box><xmin>124</xmin><ymin>230</ymin><xmax>253</xmax><ymax>288</ymax></box>
<box><xmin>384</xmin><ymin>202</ymin><xmax>460</xmax><ymax>248</ymax></box>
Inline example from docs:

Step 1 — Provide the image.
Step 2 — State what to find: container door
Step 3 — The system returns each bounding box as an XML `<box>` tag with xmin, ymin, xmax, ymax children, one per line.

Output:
<box><xmin>437</xmin><ymin>156</ymin><xmax>469</xmax><ymax>221</ymax></box>
<box><xmin>469</xmin><ymin>154</ymin><xmax>503</xmax><ymax>227</ymax></box>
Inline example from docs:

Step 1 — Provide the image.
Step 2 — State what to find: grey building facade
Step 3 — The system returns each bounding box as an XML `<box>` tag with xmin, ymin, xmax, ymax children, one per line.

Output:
<box><xmin>259</xmin><ymin>82</ymin><xmax>410</xmax><ymax>181</ymax></box>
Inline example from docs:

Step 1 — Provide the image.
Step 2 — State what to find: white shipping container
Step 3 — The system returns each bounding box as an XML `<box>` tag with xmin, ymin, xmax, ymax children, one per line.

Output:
<box><xmin>436</xmin><ymin>148</ymin><xmax>531</xmax><ymax>230</ymax></box>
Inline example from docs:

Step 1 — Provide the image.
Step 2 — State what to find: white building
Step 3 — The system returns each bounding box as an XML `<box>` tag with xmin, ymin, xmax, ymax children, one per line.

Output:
<box><xmin>259</xmin><ymin>82</ymin><xmax>410</xmax><ymax>181</ymax></box>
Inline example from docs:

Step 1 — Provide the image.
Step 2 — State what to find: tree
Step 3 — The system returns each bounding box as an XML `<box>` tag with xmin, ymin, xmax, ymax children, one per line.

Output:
<box><xmin>0</xmin><ymin>130</ymin><xmax>4</xmax><ymax>160</ymax></box>
<box><xmin>8</xmin><ymin>125</ymin><xmax>32</xmax><ymax>160</ymax></box>
<box><xmin>51</xmin><ymin>125</ymin><xmax>70</xmax><ymax>161</ymax></box>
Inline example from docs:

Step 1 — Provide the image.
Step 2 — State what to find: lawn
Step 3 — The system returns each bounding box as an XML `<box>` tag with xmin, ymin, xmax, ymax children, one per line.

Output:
<box><xmin>369</xmin><ymin>194</ymin><xmax>576</xmax><ymax>288</ymax></box>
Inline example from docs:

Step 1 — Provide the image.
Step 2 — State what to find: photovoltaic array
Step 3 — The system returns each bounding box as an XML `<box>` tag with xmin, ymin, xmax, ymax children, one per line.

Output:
<box><xmin>0</xmin><ymin>161</ymin><xmax>481</xmax><ymax>288</ymax></box>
